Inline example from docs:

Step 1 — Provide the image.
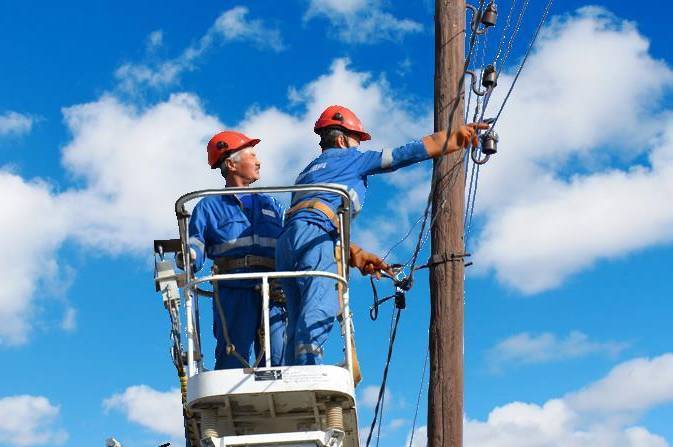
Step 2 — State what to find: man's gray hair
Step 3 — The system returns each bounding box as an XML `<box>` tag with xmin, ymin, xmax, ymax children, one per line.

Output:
<box><xmin>219</xmin><ymin>147</ymin><xmax>249</xmax><ymax>177</ymax></box>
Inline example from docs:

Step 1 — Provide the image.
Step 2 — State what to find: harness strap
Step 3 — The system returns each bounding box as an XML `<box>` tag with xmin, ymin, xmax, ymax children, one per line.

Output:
<box><xmin>214</xmin><ymin>255</ymin><xmax>275</xmax><ymax>272</ymax></box>
<box><xmin>285</xmin><ymin>199</ymin><xmax>340</xmax><ymax>230</ymax></box>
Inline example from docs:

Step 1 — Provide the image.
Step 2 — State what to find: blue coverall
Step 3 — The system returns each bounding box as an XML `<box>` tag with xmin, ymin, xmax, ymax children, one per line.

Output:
<box><xmin>276</xmin><ymin>140</ymin><xmax>430</xmax><ymax>365</ymax></box>
<box><xmin>189</xmin><ymin>193</ymin><xmax>286</xmax><ymax>369</ymax></box>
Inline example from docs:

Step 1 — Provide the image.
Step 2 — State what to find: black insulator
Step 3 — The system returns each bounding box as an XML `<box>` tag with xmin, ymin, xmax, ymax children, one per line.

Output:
<box><xmin>482</xmin><ymin>64</ymin><xmax>497</xmax><ymax>88</ymax></box>
<box><xmin>481</xmin><ymin>131</ymin><xmax>499</xmax><ymax>155</ymax></box>
<box><xmin>481</xmin><ymin>2</ymin><xmax>498</xmax><ymax>27</ymax></box>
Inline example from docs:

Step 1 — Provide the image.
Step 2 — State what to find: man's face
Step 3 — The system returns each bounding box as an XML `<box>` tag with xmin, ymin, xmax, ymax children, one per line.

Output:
<box><xmin>233</xmin><ymin>147</ymin><xmax>261</xmax><ymax>183</ymax></box>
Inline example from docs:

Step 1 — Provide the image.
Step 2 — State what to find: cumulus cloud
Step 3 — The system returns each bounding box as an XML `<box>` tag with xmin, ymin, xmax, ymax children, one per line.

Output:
<box><xmin>305</xmin><ymin>0</ymin><xmax>422</xmax><ymax>44</ymax></box>
<box><xmin>2</xmin><ymin>56</ymin><xmax>430</xmax><ymax>343</ymax></box>
<box><xmin>0</xmin><ymin>395</ymin><xmax>68</xmax><ymax>446</ymax></box>
<box><xmin>60</xmin><ymin>58</ymin><xmax>430</xmax><ymax>253</ymax></box>
<box><xmin>358</xmin><ymin>384</ymin><xmax>392</xmax><ymax>409</ymax></box>
<box><xmin>486</xmin><ymin>331</ymin><xmax>629</xmax><ymax>372</ymax></box>
<box><xmin>462</xmin><ymin>353</ymin><xmax>673</xmax><ymax>447</ymax></box>
<box><xmin>0</xmin><ymin>172</ymin><xmax>69</xmax><ymax>345</ymax></box>
<box><xmin>60</xmin><ymin>307</ymin><xmax>77</xmax><ymax>332</ymax></box>
<box><xmin>0</xmin><ymin>111</ymin><xmax>34</xmax><ymax>137</ymax></box>
<box><xmin>116</xmin><ymin>6</ymin><xmax>284</xmax><ymax>91</ymax></box>
<box><xmin>146</xmin><ymin>30</ymin><xmax>163</xmax><ymax>51</ymax></box>
<box><xmin>465</xmin><ymin>399</ymin><xmax>669</xmax><ymax>447</ymax></box>
<box><xmin>103</xmin><ymin>385</ymin><xmax>183</xmax><ymax>438</ymax></box>
<box><xmin>406</xmin><ymin>424</ymin><xmax>427</xmax><ymax>447</ymax></box>
<box><xmin>567</xmin><ymin>354</ymin><xmax>673</xmax><ymax>414</ymax></box>
<box><xmin>469</xmin><ymin>7</ymin><xmax>673</xmax><ymax>293</ymax></box>
<box><xmin>59</xmin><ymin>93</ymin><xmax>222</xmax><ymax>253</ymax></box>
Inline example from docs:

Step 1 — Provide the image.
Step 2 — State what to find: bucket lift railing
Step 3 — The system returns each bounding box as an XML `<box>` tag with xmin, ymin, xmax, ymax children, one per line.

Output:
<box><xmin>173</xmin><ymin>184</ymin><xmax>353</xmax><ymax>379</ymax></box>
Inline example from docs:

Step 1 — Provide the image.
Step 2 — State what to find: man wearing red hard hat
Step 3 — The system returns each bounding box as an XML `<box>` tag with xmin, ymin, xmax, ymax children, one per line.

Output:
<box><xmin>182</xmin><ymin>131</ymin><xmax>286</xmax><ymax>369</ymax></box>
<box><xmin>277</xmin><ymin>105</ymin><xmax>487</xmax><ymax>366</ymax></box>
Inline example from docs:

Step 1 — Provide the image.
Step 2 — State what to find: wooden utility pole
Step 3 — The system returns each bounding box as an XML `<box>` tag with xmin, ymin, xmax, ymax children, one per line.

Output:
<box><xmin>428</xmin><ymin>1</ymin><xmax>465</xmax><ymax>446</ymax></box>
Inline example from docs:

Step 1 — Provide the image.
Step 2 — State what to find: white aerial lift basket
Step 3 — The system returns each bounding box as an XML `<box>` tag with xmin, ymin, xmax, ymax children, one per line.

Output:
<box><xmin>154</xmin><ymin>185</ymin><xmax>360</xmax><ymax>447</ymax></box>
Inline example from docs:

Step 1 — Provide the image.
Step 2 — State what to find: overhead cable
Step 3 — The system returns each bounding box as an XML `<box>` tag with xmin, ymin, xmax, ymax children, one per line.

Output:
<box><xmin>492</xmin><ymin>0</ymin><xmax>554</xmax><ymax>129</ymax></box>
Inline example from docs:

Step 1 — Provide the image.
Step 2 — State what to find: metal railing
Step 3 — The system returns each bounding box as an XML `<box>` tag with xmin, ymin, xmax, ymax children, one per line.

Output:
<box><xmin>173</xmin><ymin>184</ymin><xmax>354</xmax><ymax>380</ymax></box>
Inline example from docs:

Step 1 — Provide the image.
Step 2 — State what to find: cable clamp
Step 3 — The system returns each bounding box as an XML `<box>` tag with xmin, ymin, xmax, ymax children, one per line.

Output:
<box><xmin>422</xmin><ymin>252</ymin><xmax>472</xmax><ymax>269</ymax></box>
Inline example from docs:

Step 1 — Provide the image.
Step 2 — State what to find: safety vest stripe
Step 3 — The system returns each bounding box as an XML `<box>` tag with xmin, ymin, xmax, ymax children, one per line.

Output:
<box><xmin>209</xmin><ymin>235</ymin><xmax>277</xmax><ymax>255</ymax></box>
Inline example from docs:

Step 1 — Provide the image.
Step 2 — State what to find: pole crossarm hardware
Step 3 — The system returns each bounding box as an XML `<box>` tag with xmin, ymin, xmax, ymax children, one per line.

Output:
<box><xmin>466</xmin><ymin>1</ymin><xmax>498</xmax><ymax>35</ymax></box>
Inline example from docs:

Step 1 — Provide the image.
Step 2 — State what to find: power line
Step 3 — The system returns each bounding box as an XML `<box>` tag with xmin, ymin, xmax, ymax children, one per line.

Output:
<box><xmin>492</xmin><ymin>0</ymin><xmax>554</xmax><ymax>129</ymax></box>
<box><xmin>408</xmin><ymin>348</ymin><xmax>429</xmax><ymax>447</ymax></box>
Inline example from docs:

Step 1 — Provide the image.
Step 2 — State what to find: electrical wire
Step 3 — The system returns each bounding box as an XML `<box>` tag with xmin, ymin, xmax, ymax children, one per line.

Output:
<box><xmin>407</xmin><ymin>348</ymin><xmax>429</xmax><ymax>447</ymax></box>
<box><xmin>492</xmin><ymin>0</ymin><xmax>554</xmax><ymax>129</ymax></box>
<box><xmin>365</xmin><ymin>308</ymin><xmax>402</xmax><ymax>447</ymax></box>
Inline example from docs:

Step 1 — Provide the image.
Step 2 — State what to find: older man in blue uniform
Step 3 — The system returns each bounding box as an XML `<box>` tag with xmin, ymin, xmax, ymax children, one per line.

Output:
<box><xmin>278</xmin><ymin>105</ymin><xmax>486</xmax><ymax>366</ymax></box>
<box><xmin>186</xmin><ymin>131</ymin><xmax>286</xmax><ymax>369</ymax></box>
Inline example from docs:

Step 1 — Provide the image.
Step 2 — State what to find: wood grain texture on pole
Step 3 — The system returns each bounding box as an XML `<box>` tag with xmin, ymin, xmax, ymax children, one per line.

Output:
<box><xmin>428</xmin><ymin>0</ymin><xmax>465</xmax><ymax>446</ymax></box>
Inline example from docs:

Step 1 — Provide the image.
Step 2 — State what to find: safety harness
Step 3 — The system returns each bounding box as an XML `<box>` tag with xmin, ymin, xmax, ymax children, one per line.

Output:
<box><xmin>285</xmin><ymin>199</ymin><xmax>340</xmax><ymax>228</ymax></box>
<box><xmin>214</xmin><ymin>254</ymin><xmax>275</xmax><ymax>272</ymax></box>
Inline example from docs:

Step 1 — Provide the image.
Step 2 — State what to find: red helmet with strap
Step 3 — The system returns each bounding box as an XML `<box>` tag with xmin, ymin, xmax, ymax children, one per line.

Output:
<box><xmin>206</xmin><ymin>131</ymin><xmax>260</xmax><ymax>169</ymax></box>
<box><xmin>314</xmin><ymin>105</ymin><xmax>371</xmax><ymax>141</ymax></box>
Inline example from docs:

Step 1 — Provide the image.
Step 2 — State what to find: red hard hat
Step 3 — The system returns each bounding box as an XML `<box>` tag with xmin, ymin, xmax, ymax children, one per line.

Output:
<box><xmin>314</xmin><ymin>105</ymin><xmax>371</xmax><ymax>141</ymax></box>
<box><xmin>206</xmin><ymin>131</ymin><xmax>261</xmax><ymax>169</ymax></box>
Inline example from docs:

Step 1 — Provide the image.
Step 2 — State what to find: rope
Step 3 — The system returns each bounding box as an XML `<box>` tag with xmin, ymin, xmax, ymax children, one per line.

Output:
<box><xmin>492</xmin><ymin>0</ymin><xmax>554</xmax><ymax>130</ymax></box>
<box><xmin>213</xmin><ymin>280</ymin><xmax>256</xmax><ymax>369</ymax></box>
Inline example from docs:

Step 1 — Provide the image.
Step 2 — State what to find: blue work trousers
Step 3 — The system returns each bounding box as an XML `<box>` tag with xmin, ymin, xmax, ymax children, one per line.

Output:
<box><xmin>276</xmin><ymin>221</ymin><xmax>339</xmax><ymax>365</ymax></box>
<box><xmin>213</xmin><ymin>284</ymin><xmax>286</xmax><ymax>369</ymax></box>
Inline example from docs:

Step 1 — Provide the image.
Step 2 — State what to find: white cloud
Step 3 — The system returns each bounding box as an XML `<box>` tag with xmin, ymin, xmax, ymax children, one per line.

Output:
<box><xmin>0</xmin><ymin>172</ymin><xmax>69</xmax><ymax>345</ymax></box>
<box><xmin>567</xmin><ymin>354</ymin><xmax>673</xmax><ymax>414</ymax></box>
<box><xmin>103</xmin><ymin>385</ymin><xmax>183</xmax><ymax>438</ymax></box>
<box><xmin>305</xmin><ymin>0</ymin><xmax>422</xmax><ymax>44</ymax></box>
<box><xmin>0</xmin><ymin>395</ymin><xmax>68</xmax><ymax>446</ymax></box>
<box><xmin>468</xmin><ymin>7</ymin><xmax>673</xmax><ymax>293</ymax></box>
<box><xmin>462</xmin><ymin>353</ymin><xmax>673</xmax><ymax>447</ymax></box>
<box><xmin>1</xmin><ymin>56</ymin><xmax>431</xmax><ymax>345</ymax></box>
<box><xmin>0</xmin><ymin>111</ymin><xmax>34</xmax><ymax>137</ymax></box>
<box><xmin>388</xmin><ymin>418</ymin><xmax>408</xmax><ymax>430</ymax></box>
<box><xmin>59</xmin><ymin>93</ymin><xmax>222</xmax><ymax>253</ymax></box>
<box><xmin>146</xmin><ymin>30</ymin><xmax>163</xmax><ymax>51</ymax></box>
<box><xmin>59</xmin><ymin>58</ymin><xmax>430</xmax><ymax>254</ymax></box>
<box><xmin>61</xmin><ymin>307</ymin><xmax>77</xmax><ymax>332</ymax></box>
<box><xmin>465</xmin><ymin>399</ymin><xmax>669</xmax><ymax>447</ymax></box>
<box><xmin>116</xmin><ymin>7</ymin><xmax>284</xmax><ymax>91</ymax></box>
<box><xmin>406</xmin><ymin>425</ymin><xmax>427</xmax><ymax>447</ymax></box>
<box><xmin>358</xmin><ymin>384</ymin><xmax>392</xmax><ymax>410</ymax></box>
<box><xmin>212</xmin><ymin>6</ymin><xmax>284</xmax><ymax>51</ymax></box>
<box><xmin>486</xmin><ymin>331</ymin><xmax>629</xmax><ymax>371</ymax></box>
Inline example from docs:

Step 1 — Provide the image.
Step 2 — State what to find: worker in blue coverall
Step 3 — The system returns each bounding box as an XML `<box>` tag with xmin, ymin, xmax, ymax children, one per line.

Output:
<box><xmin>277</xmin><ymin>105</ymin><xmax>487</xmax><ymax>366</ymax></box>
<box><xmin>184</xmin><ymin>130</ymin><xmax>286</xmax><ymax>369</ymax></box>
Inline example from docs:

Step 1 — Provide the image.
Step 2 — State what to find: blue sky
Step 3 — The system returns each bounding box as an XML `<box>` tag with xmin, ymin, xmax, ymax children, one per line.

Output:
<box><xmin>1</xmin><ymin>1</ymin><xmax>673</xmax><ymax>446</ymax></box>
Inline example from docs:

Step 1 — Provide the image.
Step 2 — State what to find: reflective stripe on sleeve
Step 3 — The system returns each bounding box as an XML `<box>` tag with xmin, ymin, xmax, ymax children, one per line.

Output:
<box><xmin>381</xmin><ymin>148</ymin><xmax>393</xmax><ymax>169</ymax></box>
<box><xmin>349</xmin><ymin>188</ymin><xmax>362</xmax><ymax>215</ymax></box>
<box><xmin>189</xmin><ymin>236</ymin><xmax>205</xmax><ymax>253</ymax></box>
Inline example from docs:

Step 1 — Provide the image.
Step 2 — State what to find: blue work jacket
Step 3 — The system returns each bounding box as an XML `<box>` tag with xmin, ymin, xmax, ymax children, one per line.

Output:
<box><xmin>188</xmin><ymin>193</ymin><xmax>284</xmax><ymax>287</ymax></box>
<box><xmin>287</xmin><ymin>140</ymin><xmax>429</xmax><ymax>233</ymax></box>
